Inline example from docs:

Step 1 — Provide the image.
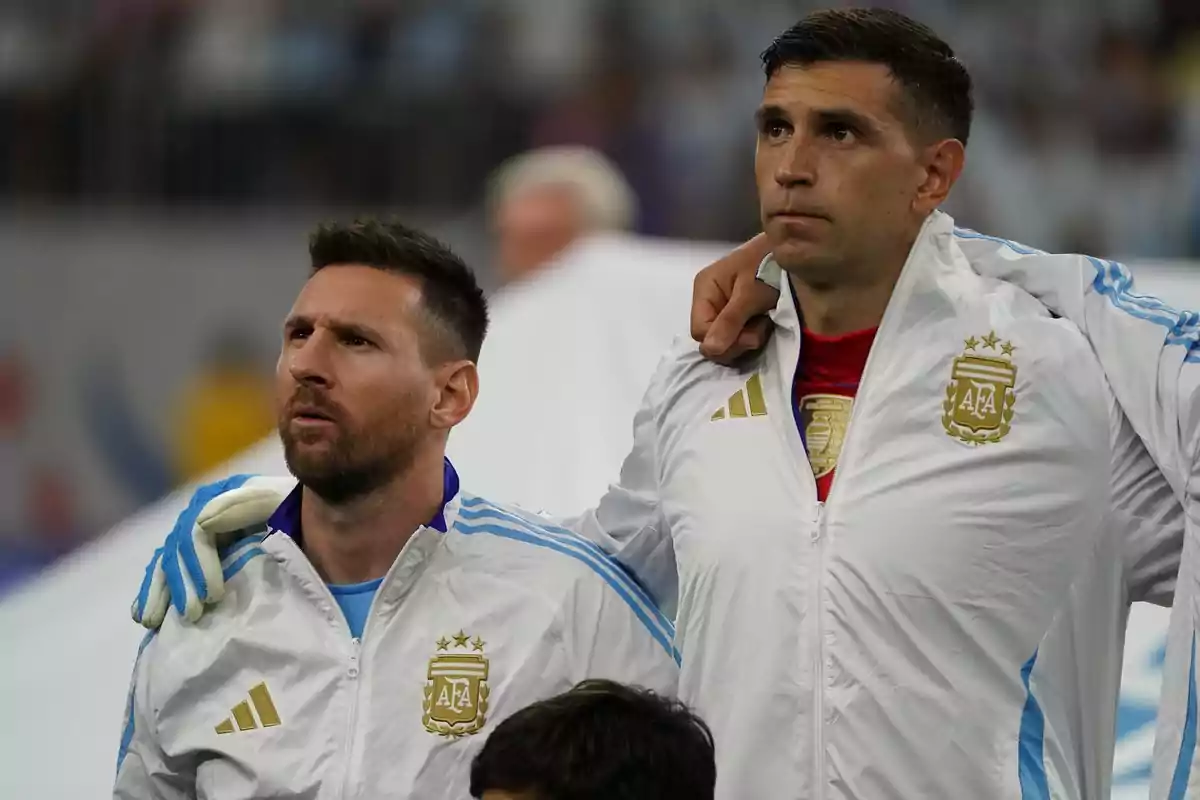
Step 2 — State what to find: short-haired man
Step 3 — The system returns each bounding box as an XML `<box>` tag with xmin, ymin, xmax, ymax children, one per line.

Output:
<box><xmin>469</xmin><ymin>679</ymin><xmax>715</xmax><ymax>800</ymax></box>
<box><xmin>113</xmin><ymin>219</ymin><xmax>678</xmax><ymax>799</ymax></box>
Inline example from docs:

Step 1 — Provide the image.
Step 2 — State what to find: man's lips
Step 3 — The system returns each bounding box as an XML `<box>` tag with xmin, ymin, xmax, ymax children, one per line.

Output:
<box><xmin>770</xmin><ymin>209</ymin><xmax>830</xmax><ymax>222</ymax></box>
<box><xmin>289</xmin><ymin>404</ymin><xmax>335</xmax><ymax>422</ymax></box>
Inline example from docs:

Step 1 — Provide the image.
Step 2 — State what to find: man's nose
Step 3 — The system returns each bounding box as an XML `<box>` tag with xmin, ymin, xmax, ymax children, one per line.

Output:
<box><xmin>288</xmin><ymin>335</ymin><xmax>334</xmax><ymax>387</ymax></box>
<box><xmin>775</xmin><ymin>137</ymin><xmax>817</xmax><ymax>187</ymax></box>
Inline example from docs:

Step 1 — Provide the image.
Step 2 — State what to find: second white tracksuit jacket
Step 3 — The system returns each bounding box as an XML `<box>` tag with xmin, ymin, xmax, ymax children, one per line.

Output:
<box><xmin>113</xmin><ymin>467</ymin><xmax>679</xmax><ymax>800</ymax></box>
<box><xmin>569</xmin><ymin>211</ymin><xmax>1182</xmax><ymax>799</ymax></box>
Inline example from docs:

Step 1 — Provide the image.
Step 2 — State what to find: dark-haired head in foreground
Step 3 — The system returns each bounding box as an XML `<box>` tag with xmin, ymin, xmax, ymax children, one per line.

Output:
<box><xmin>470</xmin><ymin>680</ymin><xmax>716</xmax><ymax>800</ymax></box>
<box><xmin>755</xmin><ymin>7</ymin><xmax>973</xmax><ymax>300</ymax></box>
<box><xmin>279</xmin><ymin>217</ymin><xmax>488</xmax><ymax>505</ymax></box>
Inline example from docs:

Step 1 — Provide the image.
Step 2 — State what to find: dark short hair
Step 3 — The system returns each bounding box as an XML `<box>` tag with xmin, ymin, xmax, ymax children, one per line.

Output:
<box><xmin>469</xmin><ymin>680</ymin><xmax>716</xmax><ymax>800</ymax></box>
<box><xmin>761</xmin><ymin>8</ymin><xmax>973</xmax><ymax>146</ymax></box>
<box><xmin>308</xmin><ymin>218</ymin><xmax>488</xmax><ymax>362</ymax></box>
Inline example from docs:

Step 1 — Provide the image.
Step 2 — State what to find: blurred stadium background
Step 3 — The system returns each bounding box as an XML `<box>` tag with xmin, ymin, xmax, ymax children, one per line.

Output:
<box><xmin>2</xmin><ymin>0</ymin><xmax>1200</xmax><ymax>796</ymax></box>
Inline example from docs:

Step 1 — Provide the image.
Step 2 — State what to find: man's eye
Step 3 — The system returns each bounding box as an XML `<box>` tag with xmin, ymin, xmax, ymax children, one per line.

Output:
<box><xmin>345</xmin><ymin>335</ymin><xmax>371</xmax><ymax>348</ymax></box>
<box><xmin>288</xmin><ymin>329</ymin><xmax>310</xmax><ymax>341</ymax></box>
<box><xmin>827</xmin><ymin>125</ymin><xmax>856</xmax><ymax>143</ymax></box>
<box><xmin>764</xmin><ymin>122</ymin><xmax>789</xmax><ymax>140</ymax></box>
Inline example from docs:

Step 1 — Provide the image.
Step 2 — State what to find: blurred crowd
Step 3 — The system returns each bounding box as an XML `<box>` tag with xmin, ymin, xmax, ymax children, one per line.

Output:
<box><xmin>6</xmin><ymin>0</ymin><xmax>1200</xmax><ymax>593</ymax></box>
<box><xmin>0</xmin><ymin>0</ymin><xmax>1198</xmax><ymax>251</ymax></box>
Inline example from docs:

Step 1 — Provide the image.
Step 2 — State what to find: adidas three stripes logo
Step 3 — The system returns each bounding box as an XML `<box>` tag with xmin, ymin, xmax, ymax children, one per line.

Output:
<box><xmin>215</xmin><ymin>682</ymin><xmax>282</xmax><ymax>735</ymax></box>
<box><xmin>711</xmin><ymin>374</ymin><xmax>768</xmax><ymax>421</ymax></box>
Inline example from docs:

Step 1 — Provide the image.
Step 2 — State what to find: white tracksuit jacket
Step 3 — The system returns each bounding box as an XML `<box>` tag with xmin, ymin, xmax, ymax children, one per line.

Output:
<box><xmin>113</xmin><ymin>471</ymin><xmax>679</xmax><ymax>800</ymax></box>
<box><xmin>568</xmin><ymin>211</ymin><xmax>1182</xmax><ymax>799</ymax></box>
<box><xmin>960</xmin><ymin>231</ymin><xmax>1200</xmax><ymax>799</ymax></box>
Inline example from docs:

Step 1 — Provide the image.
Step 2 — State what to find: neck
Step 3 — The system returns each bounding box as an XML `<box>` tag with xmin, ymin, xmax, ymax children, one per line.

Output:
<box><xmin>299</xmin><ymin>448</ymin><xmax>446</xmax><ymax>585</ymax></box>
<box><xmin>787</xmin><ymin>248</ymin><xmax>909</xmax><ymax>337</ymax></box>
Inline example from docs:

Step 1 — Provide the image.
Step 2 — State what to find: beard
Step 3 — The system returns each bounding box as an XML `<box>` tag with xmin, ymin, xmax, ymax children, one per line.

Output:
<box><xmin>279</xmin><ymin>405</ymin><xmax>422</xmax><ymax>507</ymax></box>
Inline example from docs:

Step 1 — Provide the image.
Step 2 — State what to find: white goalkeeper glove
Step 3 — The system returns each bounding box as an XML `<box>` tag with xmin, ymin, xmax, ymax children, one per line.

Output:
<box><xmin>131</xmin><ymin>475</ymin><xmax>297</xmax><ymax>629</ymax></box>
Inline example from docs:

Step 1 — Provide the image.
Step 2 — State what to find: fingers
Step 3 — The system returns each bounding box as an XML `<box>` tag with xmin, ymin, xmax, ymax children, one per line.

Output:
<box><xmin>161</xmin><ymin>541</ymin><xmax>188</xmax><ymax>620</ymax></box>
<box><xmin>179</xmin><ymin>525</ymin><xmax>210</xmax><ymax>604</ymax></box>
<box><xmin>132</xmin><ymin>547</ymin><xmax>168</xmax><ymax>629</ymax></box>
<box><xmin>691</xmin><ymin>235</ymin><xmax>778</xmax><ymax>357</ymax></box>
<box><xmin>193</xmin><ymin>519</ymin><xmax>226</xmax><ymax>606</ymax></box>
<box><xmin>700</xmin><ymin>316</ymin><xmax>774</xmax><ymax>365</ymax></box>
<box><xmin>699</xmin><ymin>272</ymin><xmax>779</xmax><ymax>362</ymax></box>
<box><xmin>690</xmin><ymin>271</ymin><xmax>731</xmax><ymax>345</ymax></box>
<box><xmin>698</xmin><ymin>307</ymin><xmax>750</xmax><ymax>360</ymax></box>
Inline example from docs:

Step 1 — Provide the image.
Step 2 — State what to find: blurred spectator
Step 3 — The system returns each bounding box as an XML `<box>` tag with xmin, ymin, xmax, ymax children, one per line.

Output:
<box><xmin>469</xmin><ymin>679</ymin><xmax>716</xmax><ymax>800</ymax></box>
<box><xmin>171</xmin><ymin>327</ymin><xmax>274</xmax><ymax>482</ymax></box>
<box><xmin>487</xmin><ymin>146</ymin><xmax>637</xmax><ymax>284</ymax></box>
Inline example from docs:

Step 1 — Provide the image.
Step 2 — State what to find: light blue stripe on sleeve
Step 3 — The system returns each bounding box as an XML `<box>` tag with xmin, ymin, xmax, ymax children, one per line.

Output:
<box><xmin>453</xmin><ymin>515</ymin><xmax>680</xmax><ymax>665</ymax></box>
<box><xmin>116</xmin><ymin>629</ymin><xmax>157</xmax><ymax>776</ymax></box>
<box><xmin>221</xmin><ymin>544</ymin><xmax>265</xmax><ymax>582</ymax></box>
<box><xmin>457</xmin><ymin>497</ymin><xmax>669</xmax><ymax>630</ymax></box>
<box><xmin>1169</xmin><ymin>633</ymin><xmax>1198</xmax><ymax>800</ymax></box>
<box><xmin>953</xmin><ymin>228</ymin><xmax>1200</xmax><ymax>363</ymax></box>
<box><xmin>1018</xmin><ymin>650</ymin><xmax>1050</xmax><ymax>799</ymax></box>
<box><xmin>953</xmin><ymin>228</ymin><xmax>1045</xmax><ymax>256</ymax></box>
<box><xmin>217</xmin><ymin>531</ymin><xmax>268</xmax><ymax>561</ymax></box>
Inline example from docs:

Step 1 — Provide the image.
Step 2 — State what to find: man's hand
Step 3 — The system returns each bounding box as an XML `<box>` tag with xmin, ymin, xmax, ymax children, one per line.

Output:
<box><xmin>132</xmin><ymin>475</ymin><xmax>295</xmax><ymax>629</ymax></box>
<box><xmin>691</xmin><ymin>234</ymin><xmax>780</xmax><ymax>364</ymax></box>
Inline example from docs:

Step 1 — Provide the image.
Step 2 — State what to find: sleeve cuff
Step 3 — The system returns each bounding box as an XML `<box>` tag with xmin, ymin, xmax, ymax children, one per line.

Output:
<box><xmin>755</xmin><ymin>254</ymin><xmax>782</xmax><ymax>290</ymax></box>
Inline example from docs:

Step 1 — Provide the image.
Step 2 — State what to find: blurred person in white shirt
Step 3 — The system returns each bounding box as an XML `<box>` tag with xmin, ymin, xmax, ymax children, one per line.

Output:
<box><xmin>454</xmin><ymin>148</ymin><xmax>727</xmax><ymax>516</ymax></box>
<box><xmin>487</xmin><ymin>146</ymin><xmax>637</xmax><ymax>285</ymax></box>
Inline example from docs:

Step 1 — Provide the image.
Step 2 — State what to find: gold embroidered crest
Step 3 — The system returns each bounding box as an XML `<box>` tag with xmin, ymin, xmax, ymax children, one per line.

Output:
<box><xmin>942</xmin><ymin>331</ymin><xmax>1017</xmax><ymax>446</ymax></box>
<box><xmin>798</xmin><ymin>394</ymin><xmax>853</xmax><ymax>478</ymax></box>
<box><xmin>422</xmin><ymin>631</ymin><xmax>490</xmax><ymax>738</ymax></box>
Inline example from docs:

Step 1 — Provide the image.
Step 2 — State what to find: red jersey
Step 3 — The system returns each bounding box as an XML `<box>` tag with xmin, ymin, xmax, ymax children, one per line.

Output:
<box><xmin>793</xmin><ymin>327</ymin><xmax>877</xmax><ymax>501</ymax></box>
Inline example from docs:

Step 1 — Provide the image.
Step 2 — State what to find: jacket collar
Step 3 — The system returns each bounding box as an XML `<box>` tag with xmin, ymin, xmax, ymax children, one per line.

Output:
<box><xmin>768</xmin><ymin>209</ymin><xmax>960</xmax><ymax>338</ymax></box>
<box><xmin>267</xmin><ymin>457</ymin><xmax>462</xmax><ymax>541</ymax></box>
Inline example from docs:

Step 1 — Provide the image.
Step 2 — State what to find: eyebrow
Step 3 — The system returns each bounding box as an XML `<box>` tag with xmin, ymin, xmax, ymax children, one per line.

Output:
<box><xmin>284</xmin><ymin>314</ymin><xmax>383</xmax><ymax>342</ymax></box>
<box><xmin>754</xmin><ymin>104</ymin><xmax>789</xmax><ymax>126</ymax></box>
<box><xmin>812</xmin><ymin>107</ymin><xmax>880</xmax><ymax>134</ymax></box>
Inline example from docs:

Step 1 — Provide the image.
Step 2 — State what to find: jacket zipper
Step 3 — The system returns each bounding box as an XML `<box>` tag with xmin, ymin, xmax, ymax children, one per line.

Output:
<box><xmin>812</xmin><ymin>501</ymin><xmax>827</xmax><ymax>799</ymax></box>
<box><xmin>338</xmin><ymin>577</ymin><xmax>388</xmax><ymax>800</ymax></box>
<box><xmin>789</xmin><ymin>314</ymin><xmax>883</xmax><ymax>800</ymax></box>
<box><xmin>789</xmin><ymin>322</ymin><xmax>829</xmax><ymax>799</ymax></box>
<box><xmin>338</xmin><ymin>635</ymin><xmax>363</xmax><ymax>800</ymax></box>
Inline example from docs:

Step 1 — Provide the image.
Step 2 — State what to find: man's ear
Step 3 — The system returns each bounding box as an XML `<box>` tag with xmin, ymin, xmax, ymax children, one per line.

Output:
<box><xmin>912</xmin><ymin>137</ymin><xmax>965</xmax><ymax>216</ymax></box>
<box><xmin>430</xmin><ymin>360</ymin><xmax>479</xmax><ymax>431</ymax></box>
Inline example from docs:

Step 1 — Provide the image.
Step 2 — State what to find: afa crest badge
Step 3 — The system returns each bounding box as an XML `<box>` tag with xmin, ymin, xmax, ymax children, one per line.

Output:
<box><xmin>423</xmin><ymin>631</ymin><xmax>490</xmax><ymax>738</ymax></box>
<box><xmin>942</xmin><ymin>331</ymin><xmax>1017</xmax><ymax>446</ymax></box>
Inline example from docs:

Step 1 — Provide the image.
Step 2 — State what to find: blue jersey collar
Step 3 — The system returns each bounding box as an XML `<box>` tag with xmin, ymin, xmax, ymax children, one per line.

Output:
<box><xmin>267</xmin><ymin>458</ymin><xmax>461</xmax><ymax>539</ymax></box>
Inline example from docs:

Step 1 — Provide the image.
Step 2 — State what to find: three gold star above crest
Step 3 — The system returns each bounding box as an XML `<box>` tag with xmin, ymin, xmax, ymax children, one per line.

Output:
<box><xmin>965</xmin><ymin>331</ymin><xmax>1015</xmax><ymax>356</ymax></box>
<box><xmin>436</xmin><ymin>631</ymin><xmax>486</xmax><ymax>651</ymax></box>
